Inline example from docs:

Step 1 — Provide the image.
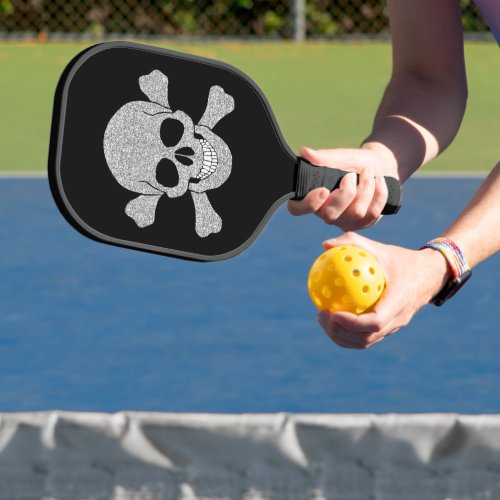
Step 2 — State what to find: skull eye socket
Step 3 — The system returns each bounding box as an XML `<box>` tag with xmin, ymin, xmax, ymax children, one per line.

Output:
<box><xmin>156</xmin><ymin>158</ymin><xmax>179</xmax><ymax>188</ymax></box>
<box><xmin>160</xmin><ymin>118</ymin><xmax>185</xmax><ymax>148</ymax></box>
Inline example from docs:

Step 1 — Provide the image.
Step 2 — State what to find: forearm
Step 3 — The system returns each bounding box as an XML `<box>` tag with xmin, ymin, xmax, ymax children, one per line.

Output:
<box><xmin>441</xmin><ymin>162</ymin><xmax>500</xmax><ymax>267</ymax></box>
<box><xmin>418</xmin><ymin>162</ymin><xmax>500</xmax><ymax>302</ymax></box>
<box><xmin>362</xmin><ymin>73</ymin><xmax>467</xmax><ymax>183</ymax></box>
<box><xmin>360</xmin><ymin>0</ymin><xmax>467</xmax><ymax>183</ymax></box>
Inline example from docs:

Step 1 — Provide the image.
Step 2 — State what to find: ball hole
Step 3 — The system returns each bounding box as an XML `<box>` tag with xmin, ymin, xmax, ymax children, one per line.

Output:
<box><xmin>359</xmin><ymin>252</ymin><xmax>367</xmax><ymax>257</ymax></box>
<box><xmin>322</xmin><ymin>286</ymin><xmax>332</xmax><ymax>299</ymax></box>
<box><xmin>313</xmin><ymin>294</ymin><xmax>322</xmax><ymax>308</ymax></box>
<box><xmin>352</xmin><ymin>269</ymin><xmax>360</xmax><ymax>277</ymax></box>
<box><xmin>362</xmin><ymin>285</ymin><xmax>369</xmax><ymax>293</ymax></box>
<box><xmin>344</xmin><ymin>256</ymin><xmax>352</xmax><ymax>262</ymax></box>
<box><xmin>378</xmin><ymin>284</ymin><xmax>382</xmax><ymax>291</ymax></box>
<box><xmin>369</xmin><ymin>267</ymin><xmax>376</xmax><ymax>275</ymax></box>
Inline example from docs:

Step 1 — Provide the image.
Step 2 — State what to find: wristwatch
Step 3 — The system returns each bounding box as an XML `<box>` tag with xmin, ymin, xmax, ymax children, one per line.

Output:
<box><xmin>421</xmin><ymin>238</ymin><xmax>472</xmax><ymax>306</ymax></box>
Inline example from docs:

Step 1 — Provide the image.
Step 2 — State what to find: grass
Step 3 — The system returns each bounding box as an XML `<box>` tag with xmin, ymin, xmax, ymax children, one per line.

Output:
<box><xmin>0</xmin><ymin>40</ymin><xmax>497</xmax><ymax>172</ymax></box>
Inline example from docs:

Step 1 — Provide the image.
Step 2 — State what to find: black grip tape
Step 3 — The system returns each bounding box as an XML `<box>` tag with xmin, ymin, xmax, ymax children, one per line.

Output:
<box><xmin>293</xmin><ymin>157</ymin><xmax>402</xmax><ymax>215</ymax></box>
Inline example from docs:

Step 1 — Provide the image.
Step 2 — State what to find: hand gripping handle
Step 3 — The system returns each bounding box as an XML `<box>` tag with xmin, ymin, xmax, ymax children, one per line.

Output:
<box><xmin>293</xmin><ymin>157</ymin><xmax>402</xmax><ymax>215</ymax></box>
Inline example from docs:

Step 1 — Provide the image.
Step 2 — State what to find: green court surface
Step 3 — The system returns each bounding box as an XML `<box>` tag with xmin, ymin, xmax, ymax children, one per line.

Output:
<box><xmin>0</xmin><ymin>40</ymin><xmax>497</xmax><ymax>173</ymax></box>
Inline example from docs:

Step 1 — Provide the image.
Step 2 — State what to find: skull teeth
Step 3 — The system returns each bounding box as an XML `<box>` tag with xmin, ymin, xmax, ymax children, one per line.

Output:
<box><xmin>195</xmin><ymin>138</ymin><xmax>218</xmax><ymax>180</ymax></box>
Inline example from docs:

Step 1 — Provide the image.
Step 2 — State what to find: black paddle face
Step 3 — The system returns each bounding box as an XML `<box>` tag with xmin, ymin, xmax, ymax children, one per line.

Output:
<box><xmin>49</xmin><ymin>42</ymin><xmax>296</xmax><ymax>261</ymax></box>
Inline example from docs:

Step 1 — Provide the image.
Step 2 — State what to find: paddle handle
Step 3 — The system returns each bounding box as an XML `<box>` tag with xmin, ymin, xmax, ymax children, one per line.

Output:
<box><xmin>293</xmin><ymin>157</ymin><xmax>402</xmax><ymax>215</ymax></box>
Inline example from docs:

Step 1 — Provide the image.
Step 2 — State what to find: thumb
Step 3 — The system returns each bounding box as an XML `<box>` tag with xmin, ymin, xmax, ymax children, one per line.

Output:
<box><xmin>321</xmin><ymin>233</ymin><xmax>388</xmax><ymax>272</ymax></box>
<box><xmin>299</xmin><ymin>147</ymin><xmax>365</xmax><ymax>170</ymax></box>
<box><xmin>299</xmin><ymin>146</ymin><xmax>324</xmax><ymax>165</ymax></box>
<box><xmin>322</xmin><ymin>231</ymin><xmax>368</xmax><ymax>250</ymax></box>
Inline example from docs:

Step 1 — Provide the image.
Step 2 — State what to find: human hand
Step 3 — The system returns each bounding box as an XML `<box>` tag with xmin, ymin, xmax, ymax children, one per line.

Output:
<box><xmin>316</xmin><ymin>232</ymin><xmax>451</xmax><ymax>349</ymax></box>
<box><xmin>288</xmin><ymin>145</ymin><xmax>398</xmax><ymax>231</ymax></box>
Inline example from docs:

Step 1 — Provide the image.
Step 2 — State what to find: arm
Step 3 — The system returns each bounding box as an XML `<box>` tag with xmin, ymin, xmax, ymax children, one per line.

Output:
<box><xmin>318</xmin><ymin>163</ymin><xmax>500</xmax><ymax>349</ymax></box>
<box><xmin>441</xmin><ymin>163</ymin><xmax>500</xmax><ymax>267</ymax></box>
<box><xmin>363</xmin><ymin>0</ymin><xmax>468</xmax><ymax>182</ymax></box>
<box><xmin>289</xmin><ymin>0</ymin><xmax>467</xmax><ymax>227</ymax></box>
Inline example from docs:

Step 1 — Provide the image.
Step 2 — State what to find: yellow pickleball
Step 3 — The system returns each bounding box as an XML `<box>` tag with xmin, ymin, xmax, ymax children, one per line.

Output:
<box><xmin>308</xmin><ymin>245</ymin><xmax>385</xmax><ymax>314</ymax></box>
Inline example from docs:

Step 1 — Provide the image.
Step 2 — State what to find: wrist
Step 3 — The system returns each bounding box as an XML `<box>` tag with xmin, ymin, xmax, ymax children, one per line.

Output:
<box><xmin>361</xmin><ymin>141</ymin><xmax>399</xmax><ymax>178</ymax></box>
<box><xmin>417</xmin><ymin>248</ymin><xmax>453</xmax><ymax>303</ymax></box>
<box><xmin>420</xmin><ymin>238</ymin><xmax>472</xmax><ymax>306</ymax></box>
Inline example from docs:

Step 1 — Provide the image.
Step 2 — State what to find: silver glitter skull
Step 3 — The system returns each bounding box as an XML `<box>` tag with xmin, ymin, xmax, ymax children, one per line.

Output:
<box><xmin>103</xmin><ymin>69</ymin><xmax>234</xmax><ymax>237</ymax></box>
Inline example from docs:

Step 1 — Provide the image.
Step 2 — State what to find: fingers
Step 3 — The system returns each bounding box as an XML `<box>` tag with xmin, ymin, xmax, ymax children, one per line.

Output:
<box><xmin>312</xmin><ymin>166</ymin><xmax>376</xmax><ymax>228</ymax></box>
<box><xmin>331</xmin><ymin>311</ymin><xmax>386</xmax><ymax>335</ymax></box>
<box><xmin>289</xmin><ymin>147</ymin><xmax>389</xmax><ymax>230</ymax></box>
<box><xmin>288</xmin><ymin>187</ymin><xmax>330</xmax><ymax>216</ymax></box>
<box><xmin>330</xmin><ymin>168</ymin><xmax>386</xmax><ymax>231</ymax></box>
<box><xmin>318</xmin><ymin>311</ymin><xmax>382</xmax><ymax>349</ymax></box>
<box><xmin>339</xmin><ymin>173</ymin><xmax>388</xmax><ymax>230</ymax></box>
<box><xmin>318</xmin><ymin>307</ymin><xmax>398</xmax><ymax>350</ymax></box>
<box><xmin>315</xmin><ymin>172</ymin><xmax>357</xmax><ymax>223</ymax></box>
<box><xmin>367</xmin><ymin>175</ymin><xmax>389</xmax><ymax>221</ymax></box>
<box><xmin>288</xmin><ymin>147</ymin><xmax>343</xmax><ymax>217</ymax></box>
<box><xmin>319</xmin><ymin>316</ymin><xmax>393</xmax><ymax>349</ymax></box>
<box><xmin>347</xmin><ymin>164</ymin><xmax>376</xmax><ymax>219</ymax></box>
<box><xmin>288</xmin><ymin>147</ymin><xmax>357</xmax><ymax>218</ymax></box>
<box><xmin>318</xmin><ymin>312</ymin><xmax>361</xmax><ymax>348</ymax></box>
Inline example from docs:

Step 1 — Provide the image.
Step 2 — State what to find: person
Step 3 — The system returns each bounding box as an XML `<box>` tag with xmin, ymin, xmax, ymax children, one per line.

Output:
<box><xmin>287</xmin><ymin>0</ymin><xmax>500</xmax><ymax>349</ymax></box>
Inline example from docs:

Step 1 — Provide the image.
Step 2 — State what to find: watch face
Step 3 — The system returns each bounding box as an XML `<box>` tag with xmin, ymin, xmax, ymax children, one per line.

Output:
<box><xmin>432</xmin><ymin>269</ymin><xmax>472</xmax><ymax>306</ymax></box>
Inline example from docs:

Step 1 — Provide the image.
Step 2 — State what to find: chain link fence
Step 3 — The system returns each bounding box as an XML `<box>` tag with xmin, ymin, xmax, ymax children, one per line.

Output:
<box><xmin>0</xmin><ymin>0</ymin><xmax>491</xmax><ymax>40</ymax></box>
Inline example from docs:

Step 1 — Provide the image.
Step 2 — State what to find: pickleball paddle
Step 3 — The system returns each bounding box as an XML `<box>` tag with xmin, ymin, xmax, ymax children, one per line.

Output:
<box><xmin>49</xmin><ymin>41</ymin><xmax>401</xmax><ymax>261</ymax></box>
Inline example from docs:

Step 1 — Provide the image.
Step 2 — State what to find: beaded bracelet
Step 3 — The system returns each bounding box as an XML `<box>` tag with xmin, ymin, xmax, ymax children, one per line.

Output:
<box><xmin>420</xmin><ymin>238</ymin><xmax>472</xmax><ymax>306</ymax></box>
<box><xmin>421</xmin><ymin>238</ymin><xmax>470</xmax><ymax>278</ymax></box>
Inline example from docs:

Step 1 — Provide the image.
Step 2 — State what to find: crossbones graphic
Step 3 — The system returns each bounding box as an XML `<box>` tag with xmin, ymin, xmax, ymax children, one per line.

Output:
<box><xmin>103</xmin><ymin>69</ymin><xmax>234</xmax><ymax>237</ymax></box>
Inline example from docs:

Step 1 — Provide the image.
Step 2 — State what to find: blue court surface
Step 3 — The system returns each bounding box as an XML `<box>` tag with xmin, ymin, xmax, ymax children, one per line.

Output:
<box><xmin>0</xmin><ymin>176</ymin><xmax>498</xmax><ymax>413</ymax></box>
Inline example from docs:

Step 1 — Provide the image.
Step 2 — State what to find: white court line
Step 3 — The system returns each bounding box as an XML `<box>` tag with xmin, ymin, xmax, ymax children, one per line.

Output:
<box><xmin>0</xmin><ymin>171</ymin><xmax>47</xmax><ymax>178</ymax></box>
<box><xmin>414</xmin><ymin>170</ymin><xmax>487</xmax><ymax>178</ymax></box>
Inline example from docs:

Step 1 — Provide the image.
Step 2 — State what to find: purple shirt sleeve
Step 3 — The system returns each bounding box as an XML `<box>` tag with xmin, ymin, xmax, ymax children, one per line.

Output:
<box><xmin>473</xmin><ymin>0</ymin><xmax>500</xmax><ymax>45</ymax></box>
